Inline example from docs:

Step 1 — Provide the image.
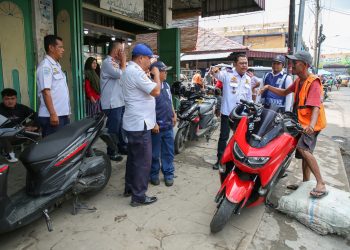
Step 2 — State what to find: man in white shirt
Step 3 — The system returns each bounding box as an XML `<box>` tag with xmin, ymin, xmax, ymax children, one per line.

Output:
<box><xmin>260</xmin><ymin>55</ymin><xmax>293</xmax><ymax>112</ymax></box>
<box><xmin>122</xmin><ymin>43</ymin><xmax>161</xmax><ymax>207</ymax></box>
<box><xmin>100</xmin><ymin>40</ymin><xmax>126</xmax><ymax>161</ymax></box>
<box><xmin>211</xmin><ymin>53</ymin><xmax>252</xmax><ymax>170</ymax></box>
<box><xmin>36</xmin><ymin>35</ymin><xmax>70</xmax><ymax>137</ymax></box>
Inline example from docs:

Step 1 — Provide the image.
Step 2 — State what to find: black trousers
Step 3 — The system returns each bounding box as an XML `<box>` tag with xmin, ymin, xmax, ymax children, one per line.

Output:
<box><xmin>217</xmin><ymin>114</ymin><xmax>230</xmax><ymax>161</ymax></box>
<box><xmin>125</xmin><ymin>128</ymin><xmax>152</xmax><ymax>202</ymax></box>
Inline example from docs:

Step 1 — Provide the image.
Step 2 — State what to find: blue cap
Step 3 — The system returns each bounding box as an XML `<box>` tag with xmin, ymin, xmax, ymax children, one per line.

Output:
<box><xmin>150</xmin><ymin>61</ymin><xmax>172</xmax><ymax>71</ymax></box>
<box><xmin>132</xmin><ymin>43</ymin><xmax>158</xmax><ymax>58</ymax></box>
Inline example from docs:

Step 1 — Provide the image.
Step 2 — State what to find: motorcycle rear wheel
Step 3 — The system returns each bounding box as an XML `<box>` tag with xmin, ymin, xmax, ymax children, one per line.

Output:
<box><xmin>174</xmin><ymin>127</ymin><xmax>186</xmax><ymax>154</ymax></box>
<box><xmin>210</xmin><ymin>197</ymin><xmax>238</xmax><ymax>233</ymax></box>
<box><xmin>85</xmin><ymin>150</ymin><xmax>112</xmax><ymax>194</ymax></box>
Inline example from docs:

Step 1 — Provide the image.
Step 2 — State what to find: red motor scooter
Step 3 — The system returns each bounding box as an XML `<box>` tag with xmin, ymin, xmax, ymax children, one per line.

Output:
<box><xmin>210</xmin><ymin>99</ymin><xmax>303</xmax><ymax>233</ymax></box>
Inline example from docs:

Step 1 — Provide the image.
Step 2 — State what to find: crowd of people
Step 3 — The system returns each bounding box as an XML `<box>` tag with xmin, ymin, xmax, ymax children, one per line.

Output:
<box><xmin>0</xmin><ymin>34</ymin><xmax>330</xmax><ymax>204</ymax></box>
<box><xmin>0</xmin><ymin>35</ymin><xmax>177</xmax><ymax>207</ymax></box>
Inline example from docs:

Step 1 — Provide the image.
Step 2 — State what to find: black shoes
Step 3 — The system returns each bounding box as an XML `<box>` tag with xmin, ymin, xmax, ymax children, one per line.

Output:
<box><xmin>123</xmin><ymin>190</ymin><xmax>132</xmax><ymax>197</ymax></box>
<box><xmin>165</xmin><ymin>179</ymin><xmax>174</xmax><ymax>187</ymax></box>
<box><xmin>150</xmin><ymin>179</ymin><xmax>160</xmax><ymax>186</ymax></box>
<box><xmin>213</xmin><ymin>162</ymin><xmax>220</xmax><ymax>170</ymax></box>
<box><xmin>109</xmin><ymin>154</ymin><xmax>123</xmax><ymax>162</ymax></box>
<box><xmin>130</xmin><ymin>196</ymin><xmax>157</xmax><ymax>207</ymax></box>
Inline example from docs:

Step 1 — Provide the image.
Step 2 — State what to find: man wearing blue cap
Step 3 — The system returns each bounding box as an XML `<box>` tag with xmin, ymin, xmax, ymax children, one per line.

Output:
<box><xmin>122</xmin><ymin>43</ymin><xmax>161</xmax><ymax>207</ymax></box>
<box><xmin>261</xmin><ymin>55</ymin><xmax>293</xmax><ymax>112</ymax></box>
<box><xmin>149</xmin><ymin>61</ymin><xmax>176</xmax><ymax>187</ymax></box>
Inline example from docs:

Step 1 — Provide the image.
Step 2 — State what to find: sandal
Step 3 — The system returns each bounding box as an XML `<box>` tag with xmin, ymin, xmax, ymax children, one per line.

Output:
<box><xmin>310</xmin><ymin>188</ymin><xmax>329</xmax><ymax>199</ymax></box>
<box><xmin>286</xmin><ymin>184</ymin><xmax>299</xmax><ymax>190</ymax></box>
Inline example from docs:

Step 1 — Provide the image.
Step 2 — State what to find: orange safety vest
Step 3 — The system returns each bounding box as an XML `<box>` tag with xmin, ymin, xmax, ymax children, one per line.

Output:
<box><xmin>294</xmin><ymin>74</ymin><xmax>327</xmax><ymax>131</ymax></box>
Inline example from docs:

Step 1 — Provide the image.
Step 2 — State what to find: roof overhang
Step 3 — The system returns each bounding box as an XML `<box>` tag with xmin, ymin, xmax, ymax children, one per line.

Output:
<box><xmin>172</xmin><ymin>0</ymin><xmax>265</xmax><ymax>18</ymax></box>
<box><xmin>202</xmin><ymin>0</ymin><xmax>265</xmax><ymax>17</ymax></box>
<box><xmin>83</xmin><ymin>3</ymin><xmax>162</xmax><ymax>33</ymax></box>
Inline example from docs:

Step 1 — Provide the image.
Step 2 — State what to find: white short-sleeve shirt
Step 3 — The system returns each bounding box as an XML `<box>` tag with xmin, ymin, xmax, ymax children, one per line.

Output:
<box><xmin>100</xmin><ymin>56</ymin><xmax>125</xmax><ymax>110</ymax></box>
<box><xmin>122</xmin><ymin>61</ymin><xmax>157</xmax><ymax>131</ymax></box>
<box><xmin>36</xmin><ymin>55</ymin><xmax>71</xmax><ymax>117</ymax></box>
<box><xmin>214</xmin><ymin>68</ymin><xmax>252</xmax><ymax>116</ymax></box>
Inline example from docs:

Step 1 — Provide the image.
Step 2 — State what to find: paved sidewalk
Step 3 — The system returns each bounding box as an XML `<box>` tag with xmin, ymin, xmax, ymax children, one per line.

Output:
<box><xmin>2</xmin><ymin>90</ymin><xmax>350</xmax><ymax>249</ymax></box>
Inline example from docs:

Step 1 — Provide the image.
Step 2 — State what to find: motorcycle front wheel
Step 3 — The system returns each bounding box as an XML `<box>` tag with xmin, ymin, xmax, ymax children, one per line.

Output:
<box><xmin>210</xmin><ymin>197</ymin><xmax>239</xmax><ymax>233</ymax></box>
<box><xmin>174</xmin><ymin>127</ymin><xmax>187</xmax><ymax>154</ymax></box>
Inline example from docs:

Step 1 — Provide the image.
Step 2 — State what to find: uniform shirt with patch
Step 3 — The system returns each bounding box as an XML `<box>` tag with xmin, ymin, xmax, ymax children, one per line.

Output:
<box><xmin>100</xmin><ymin>55</ymin><xmax>125</xmax><ymax>109</ymax></box>
<box><xmin>122</xmin><ymin>61</ymin><xmax>157</xmax><ymax>131</ymax></box>
<box><xmin>36</xmin><ymin>55</ymin><xmax>70</xmax><ymax>117</ymax></box>
<box><xmin>214</xmin><ymin>68</ymin><xmax>252</xmax><ymax>116</ymax></box>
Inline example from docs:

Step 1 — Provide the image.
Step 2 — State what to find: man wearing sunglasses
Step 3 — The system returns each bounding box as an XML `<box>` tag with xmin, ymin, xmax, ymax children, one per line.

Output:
<box><xmin>259</xmin><ymin>51</ymin><xmax>328</xmax><ymax>199</ymax></box>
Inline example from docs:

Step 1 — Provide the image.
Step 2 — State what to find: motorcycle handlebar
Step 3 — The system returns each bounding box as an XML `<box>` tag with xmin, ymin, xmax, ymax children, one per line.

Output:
<box><xmin>22</xmin><ymin>130</ymin><xmax>41</xmax><ymax>137</ymax></box>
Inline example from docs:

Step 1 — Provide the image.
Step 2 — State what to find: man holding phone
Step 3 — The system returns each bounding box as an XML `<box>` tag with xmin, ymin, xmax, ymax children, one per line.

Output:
<box><xmin>100</xmin><ymin>40</ymin><xmax>126</xmax><ymax>161</ymax></box>
<box><xmin>122</xmin><ymin>43</ymin><xmax>161</xmax><ymax>207</ymax></box>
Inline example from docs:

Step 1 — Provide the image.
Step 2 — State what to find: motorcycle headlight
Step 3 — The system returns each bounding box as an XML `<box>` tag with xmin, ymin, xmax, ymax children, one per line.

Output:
<box><xmin>247</xmin><ymin>157</ymin><xmax>269</xmax><ymax>168</ymax></box>
<box><xmin>233</xmin><ymin>142</ymin><xmax>269</xmax><ymax>168</ymax></box>
<box><xmin>233</xmin><ymin>142</ymin><xmax>245</xmax><ymax>160</ymax></box>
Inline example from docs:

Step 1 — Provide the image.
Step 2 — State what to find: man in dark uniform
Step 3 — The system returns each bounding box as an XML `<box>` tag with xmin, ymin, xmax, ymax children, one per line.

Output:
<box><xmin>149</xmin><ymin>61</ymin><xmax>177</xmax><ymax>187</ymax></box>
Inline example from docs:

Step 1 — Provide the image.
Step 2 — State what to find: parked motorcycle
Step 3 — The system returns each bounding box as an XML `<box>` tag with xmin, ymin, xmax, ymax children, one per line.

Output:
<box><xmin>210</xmin><ymin>99</ymin><xmax>303</xmax><ymax>233</ymax></box>
<box><xmin>173</xmin><ymin>86</ymin><xmax>219</xmax><ymax>154</ymax></box>
<box><xmin>0</xmin><ymin>113</ymin><xmax>115</xmax><ymax>234</ymax></box>
<box><xmin>323</xmin><ymin>84</ymin><xmax>329</xmax><ymax>101</ymax></box>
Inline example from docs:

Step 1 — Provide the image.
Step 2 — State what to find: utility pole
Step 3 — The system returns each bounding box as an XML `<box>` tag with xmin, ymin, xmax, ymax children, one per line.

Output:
<box><xmin>296</xmin><ymin>0</ymin><xmax>306</xmax><ymax>52</ymax></box>
<box><xmin>313</xmin><ymin>0</ymin><xmax>321</xmax><ymax>66</ymax></box>
<box><xmin>287</xmin><ymin>0</ymin><xmax>296</xmax><ymax>74</ymax></box>
<box><xmin>316</xmin><ymin>24</ymin><xmax>326</xmax><ymax>74</ymax></box>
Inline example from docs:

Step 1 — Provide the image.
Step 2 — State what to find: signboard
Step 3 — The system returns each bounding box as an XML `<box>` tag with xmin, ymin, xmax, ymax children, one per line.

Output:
<box><xmin>319</xmin><ymin>53</ymin><xmax>350</xmax><ymax>68</ymax></box>
<box><xmin>100</xmin><ymin>0</ymin><xmax>144</xmax><ymax>20</ymax></box>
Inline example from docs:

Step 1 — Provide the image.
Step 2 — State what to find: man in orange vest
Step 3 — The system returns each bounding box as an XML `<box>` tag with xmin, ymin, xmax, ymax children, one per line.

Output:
<box><xmin>260</xmin><ymin>51</ymin><xmax>328</xmax><ymax>198</ymax></box>
<box><xmin>192</xmin><ymin>70</ymin><xmax>203</xmax><ymax>92</ymax></box>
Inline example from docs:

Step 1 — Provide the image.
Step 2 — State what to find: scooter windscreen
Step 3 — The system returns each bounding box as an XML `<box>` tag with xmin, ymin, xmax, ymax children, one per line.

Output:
<box><xmin>249</xmin><ymin>108</ymin><xmax>284</xmax><ymax>148</ymax></box>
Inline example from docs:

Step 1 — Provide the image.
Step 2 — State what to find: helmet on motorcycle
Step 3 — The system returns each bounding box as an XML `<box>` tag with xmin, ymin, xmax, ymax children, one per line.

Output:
<box><xmin>228</xmin><ymin>104</ymin><xmax>248</xmax><ymax>131</ymax></box>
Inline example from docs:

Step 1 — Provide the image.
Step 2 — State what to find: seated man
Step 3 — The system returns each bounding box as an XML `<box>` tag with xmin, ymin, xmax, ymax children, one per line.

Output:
<box><xmin>0</xmin><ymin>88</ymin><xmax>38</xmax><ymax>162</ymax></box>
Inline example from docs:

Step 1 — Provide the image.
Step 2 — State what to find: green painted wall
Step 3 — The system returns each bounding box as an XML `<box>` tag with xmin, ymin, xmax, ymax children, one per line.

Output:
<box><xmin>158</xmin><ymin>28</ymin><xmax>181</xmax><ymax>85</ymax></box>
<box><xmin>158</xmin><ymin>28</ymin><xmax>181</xmax><ymax>109</ymax></box>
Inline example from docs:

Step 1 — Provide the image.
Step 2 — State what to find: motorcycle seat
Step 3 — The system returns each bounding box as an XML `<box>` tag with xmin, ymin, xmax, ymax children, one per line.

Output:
<box><xmin>199</xmin><ymin>99</ymin><xmax>215</xmax><ymax>114</ymax></box>
<box><xmin>19</xmin><ymin>118</ymin><xmax>96</xmax><ymax>168</ymax></box>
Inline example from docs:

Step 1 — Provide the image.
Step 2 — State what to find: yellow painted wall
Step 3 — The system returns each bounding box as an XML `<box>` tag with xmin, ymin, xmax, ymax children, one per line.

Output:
<box><xmin>0</xmin><ymin>1</ymin><xmax>29</xmax><ymax>105</ymax></box>
<box><xmin>56</xmin><ymin>10</ymin><xmax>75</xmax><ymax>116</ymax></box>
<box><xmin>245</xmin><ymin>35</ymin><xmax>285</xmax><ymax>50</ymax></box>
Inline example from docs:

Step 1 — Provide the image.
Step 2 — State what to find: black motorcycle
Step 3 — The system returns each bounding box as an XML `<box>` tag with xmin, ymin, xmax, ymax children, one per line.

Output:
<box><xmin>0</xmin><ymin>113</ymin><xmax>115</xmax><ymax>234</ymax></box>
<box><xmin>173</xmin><ymin>85</ymin><xmax>219</xmax><ymax>154</ymax></box>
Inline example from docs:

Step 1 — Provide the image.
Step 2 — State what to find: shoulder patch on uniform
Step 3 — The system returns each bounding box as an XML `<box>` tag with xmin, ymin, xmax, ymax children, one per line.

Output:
<box><xmin>43</xmin><ymin>67</ymin><xmax>51</xmax><ymax>76</ymax></box>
